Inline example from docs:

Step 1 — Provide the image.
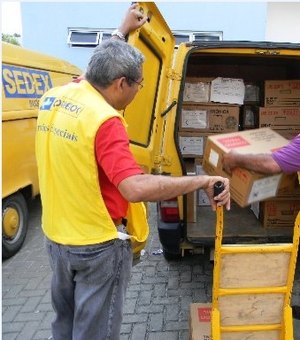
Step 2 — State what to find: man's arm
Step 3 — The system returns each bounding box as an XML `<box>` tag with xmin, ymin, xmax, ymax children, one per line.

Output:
<box><xmin>118</xmin><ymin>173</ymin><xmax>231</xmax><ymax>211</ymax></box>
<box><xmin>112</xmin><ymin>3</ymin><xmax>148</xmax><ymax>39</ymax></box>
<box><xmin>75</xmin><ymin>4</ymin><xmax>147</xmax><ymax>81</ymax></box>
<box><xmin>222</xmin><ymin>151</ymin><xmax>282</xmax><ymax>175</ymax></box>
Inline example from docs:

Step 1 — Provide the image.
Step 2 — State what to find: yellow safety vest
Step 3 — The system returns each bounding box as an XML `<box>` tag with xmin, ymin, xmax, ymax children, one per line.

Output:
<box><xmin>36</xmin><ymin>80</ymin><xmax>149</xmax><ymax>248</ymax></box>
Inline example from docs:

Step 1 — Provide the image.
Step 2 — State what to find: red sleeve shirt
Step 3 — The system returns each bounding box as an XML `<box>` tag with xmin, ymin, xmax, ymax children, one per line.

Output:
<box><xmin>95</xmin><ymin>117</ymin><xmax>144</xmax><ymax>220</ymax></box>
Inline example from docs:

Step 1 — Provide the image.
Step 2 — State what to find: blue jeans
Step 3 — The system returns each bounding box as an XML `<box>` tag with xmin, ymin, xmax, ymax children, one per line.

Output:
<box><xmin>45</xmin><ymin>237</ymin><xmax>133</xmax><ymax>340</ymax></box>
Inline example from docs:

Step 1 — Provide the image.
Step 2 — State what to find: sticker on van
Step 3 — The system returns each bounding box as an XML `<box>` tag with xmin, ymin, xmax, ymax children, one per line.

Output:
<box><xmin>2</xmin><ymin>65</ymin><xmax>53</xmax><ymax>99</ymax></box>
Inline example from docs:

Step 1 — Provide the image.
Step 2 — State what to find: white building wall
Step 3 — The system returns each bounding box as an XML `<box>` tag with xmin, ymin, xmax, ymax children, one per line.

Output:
<box><xmin>265</xmin><ymin>2</ymin><xmax>300</xmax><ymax>43</ymax></box>
<box><xmin>20</xmin><ymin>2</ymin><xmax>268</xmax><ymax>70</ymax></box>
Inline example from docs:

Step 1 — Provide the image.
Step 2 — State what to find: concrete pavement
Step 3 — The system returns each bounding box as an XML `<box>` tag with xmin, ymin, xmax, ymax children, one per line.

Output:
<box><xmin>2</xmin><ymin>197</ymin><xmax>300</xmax><ymax>339</ymax></box>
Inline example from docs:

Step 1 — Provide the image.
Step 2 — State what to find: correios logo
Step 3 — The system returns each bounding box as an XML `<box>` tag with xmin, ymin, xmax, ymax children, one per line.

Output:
<box><xmin>40</xmin><ymin>96</ymin><xmax>83</xmax><ymax>117</ymax></box>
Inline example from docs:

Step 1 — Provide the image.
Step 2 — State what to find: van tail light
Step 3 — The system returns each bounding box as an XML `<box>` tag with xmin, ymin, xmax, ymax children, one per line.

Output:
<box><xmin>159</xmin><ymin>198</ymin><xmax>179</xmax><ymax>222</ymax></box>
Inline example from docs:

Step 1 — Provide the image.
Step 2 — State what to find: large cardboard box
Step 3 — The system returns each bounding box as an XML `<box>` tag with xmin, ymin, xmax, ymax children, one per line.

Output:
<box><xmin>259</xmin><ymin>107</ymin><xmax>300</xmax><ymax>129</ymax></box>
<box><xmin>264</xmin><ymin>80</ymin><xmax>300</xmax><ymax>107</ymax></box>
<box><xmin>180</xmin><ymin>105</ymin><xmax>239</xmax><ymax>133</ymax></box>
<box><xmin>195</xmin><ymin>160</ymin><xmax>211</xmax><ymax>206</ymax></box>
<box><xmin>244</xmin><ymin>82</ymin><xmax>260</xmax><ymax>103</ymax></box>
<box><xmin>210</xmin><ymin>77</ymin><xmax>245</xmax><ymax>105</ymax></box>
<box><xmin>260</xmin><ymin>198</ymin><xmax>300</xmax><ymax>228</ymax></box>
<box><xmin>186</xmin><ymin>160</ymin><xmax>197</xmax><ymax>222</ymax></box>
<box><xmin>189</xmin><ymin>303</ymin><xmax>212</xmax><ymax>340</ymax></box>
<box><xmin>183</xmin><ymin>77</ymin><xmax>214</xmax><ymax>103</ymax></box>
<box><xmin>202</xmin><ymin>128</ymin><xmax>289</xmax><ymax>207</ymax></box>
<box><xmin>277</xmin><ymin>173</ymin><xmax>300</xmax><ymax>198</ymax></box>
<box><xmin>179</xmin><ymin>132</ymin><xmax>210</xmax><ymax>158</ymax></box>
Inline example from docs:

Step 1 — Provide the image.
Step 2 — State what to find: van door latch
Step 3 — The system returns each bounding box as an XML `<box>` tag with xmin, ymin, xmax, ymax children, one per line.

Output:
<box><xmin>167</xmin><ymin>69</ymin><xmax>182</xmax><ymax>81</ymax></box>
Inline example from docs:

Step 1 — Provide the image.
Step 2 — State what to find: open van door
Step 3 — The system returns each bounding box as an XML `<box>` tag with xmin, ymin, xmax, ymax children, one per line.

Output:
<box><xmin>125</xmin><ymin>2</ymin><xmax>176</xmax><ymax>174</ymax></box>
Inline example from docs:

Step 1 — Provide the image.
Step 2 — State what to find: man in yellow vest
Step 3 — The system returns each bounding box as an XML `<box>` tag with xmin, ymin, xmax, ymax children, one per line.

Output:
<box><xmin>36</xmin><ymin>4</ymin><xmax>230</xmax><ymax>340</ymax></box>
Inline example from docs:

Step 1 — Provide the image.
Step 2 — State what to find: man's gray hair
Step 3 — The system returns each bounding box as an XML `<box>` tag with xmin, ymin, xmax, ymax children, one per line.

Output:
<box><xmin>85</xmin><ymin>39</ymin><xmax>145</xmax><ymax>88</ymax></box>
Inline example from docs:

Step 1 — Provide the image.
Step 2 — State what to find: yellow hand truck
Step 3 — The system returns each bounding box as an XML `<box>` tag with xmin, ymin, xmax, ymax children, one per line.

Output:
<box><xmin>211</xmin><ymin>182</ymin><xmax>300</xmax><ymax>340</ymax></box>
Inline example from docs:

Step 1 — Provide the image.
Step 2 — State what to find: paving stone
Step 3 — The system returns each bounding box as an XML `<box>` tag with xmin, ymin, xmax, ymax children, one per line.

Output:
<box><xmin>2</xmin><ymin>198</ymin><xmax>300</xmax><ymax>340</ymax></box>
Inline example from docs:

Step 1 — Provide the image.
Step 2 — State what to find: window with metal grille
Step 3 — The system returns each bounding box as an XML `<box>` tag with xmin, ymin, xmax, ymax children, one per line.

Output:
<box><xmin>173</xmin><ymin>30</ymin><xmax>223</xmax><ymax>45</ymax></box>
<box><xmin>67</xmin><ymin>28</ymin><xmax>223</xmax><ymax>48</ymax></box>
<box><xmin>67</xmin><ymin>29</ymin><xmax>111</xmax><ymax>47</ymax></box>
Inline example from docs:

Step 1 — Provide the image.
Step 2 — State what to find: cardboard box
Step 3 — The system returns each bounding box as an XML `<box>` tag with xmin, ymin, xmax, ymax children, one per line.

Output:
<box><xmin>260</xmin><ymin>198</ymin><xmax>300</xmax><ymax>228</ymax></box>
<box><xmin>183</xmin><ymin>77</ymin><xmax>213</xmax><ymax>103</ymax></box>
<box><xmin>185</xmin><ymin>160</ymin><xmax>197</xmax><ymax>222</ymax></box>
<box><xmin>259</xmin><ymin>107</ymin><xmax>300</xmax><ymax>129</ymax></box>
<box><xmin>277</xmin><ymin>173</ymin><xmax>300</xmax><ymax>198</ymax></box>
<box><xmin>180</xmin><ymin>105</ymin><xmax>239</xmax><ymax>133</ymax></box>
<box><xmin>179</xmin><ymin>132</ymin><xmax>210</xmax><ymax>158</ymax></box>
<box><xmin>189</xmin><ymin>303</ymin><xmax>212</xmax><ymax>340</ymax></box>
<box><xmin>210</xmin><ymin>77</ymin><xmax>245</xmax><ymax>105</ymax></box>
<box><xmin>202</xmin><ymin>128</ymin><xmax>289</xmax><ymax>207</ymax></box>
<box><xmin>275</xmin><ymin>129</ymin><xmax>300</xmax><ymax>140</ymax></box>
<box><xmin>241</xmin><ymin>105</ymin><xmax>259</xmax><ymax>129</ymax></box>
<box><xmin>195</xmin><ymin>161</ymin><xmax>211</xmax><ymax>206</ymax></box>
<box><xmin>264</xmin><ymin>80</ymin><xmax>300</xmax><ymax>107</ymax></box>
<box><xmin>244</xmin><ymin>83</ymin><xmax>260</xmax><ymax>103</ymax></box>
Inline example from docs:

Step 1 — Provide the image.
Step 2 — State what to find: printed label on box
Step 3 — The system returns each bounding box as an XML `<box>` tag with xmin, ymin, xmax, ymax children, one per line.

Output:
<box><xmin>217</xmin><ymin>136</ymin><xmax>250</xmax><ymax>149</ymax></box>
<box><xmin>198</xmin><ymin>307</ymin><xmax>211</xmax><ymax>322</ymax></box>
<box><xmin>183</xmin><ymin>82</ymin><xmax>210</xmax><ymax>102</ymax></box>
<box><xmin>248</xmin><ymin>174</ymin><xmax>282</xmax><ymax>204</ymax></box>
<box><xmin>208</xmin><ymin>149</ymin><xmax>219</xmax><ymax>167</ymax></box>
<box><xmin>181</xmin><ymin>110</ymin><xmax>207</xmax><ymax>129</ymax></box>
<box><xmin>179</xmin><ymin>136</ymin><xmax>204</xmax><ymax>156</ymax></box>
<box><xmin>210</xmin><ymin>77</ymin><xmax>245</xmax><ymax>105</ymax></box>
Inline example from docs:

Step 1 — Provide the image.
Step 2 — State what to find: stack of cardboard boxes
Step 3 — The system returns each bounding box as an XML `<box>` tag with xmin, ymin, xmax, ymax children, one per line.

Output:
<box><xmin>257</xmin><ymin>80</ymin><xmax>300</xmax><ymax>227</ymax></box>
<box><xmin>180</xmin><ymin>77</ymin><xmax>244</xmax><ymax>220</ymax></box>
<box><xmin>181</xmin><ymin>77</ymin><xmax>300</xmax><ymax>227</ymax></box>
<box><xmin>198</xmin><ymin>78</ymin><xmax>300</xmax><ymax>227</ymax></box>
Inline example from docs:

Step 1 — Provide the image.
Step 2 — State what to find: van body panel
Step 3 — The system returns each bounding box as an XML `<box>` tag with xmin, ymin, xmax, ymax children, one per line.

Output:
<box><xmin>126</xmin><ymin>2</ymin><xmax>175</xmax><ymax>173</ymax></box>
<box><xmin>2</xmin><ymin>43</ymin><xmax>82</xmax><ymax>199</ymax></box>
<box><xmin>2</xmin><ymin>42</ymin><xmax>81</xmax><ymax>258</ymax></box>
<box><xmin>129</xmin><ymin>3</ymin><xmax>300</xmax><ymax>256</ymax></box>
<box><xmin>2</xmin><ymin>118</ymin><xmax>39</xmax><ymax>198</ymax></box>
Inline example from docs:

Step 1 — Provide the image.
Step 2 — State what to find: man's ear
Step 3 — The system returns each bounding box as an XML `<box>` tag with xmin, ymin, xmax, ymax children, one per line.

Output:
<box><xmin>116</xmin><ymin>77</ymin><xmax>127</xmax><ymax>91</ymax></box>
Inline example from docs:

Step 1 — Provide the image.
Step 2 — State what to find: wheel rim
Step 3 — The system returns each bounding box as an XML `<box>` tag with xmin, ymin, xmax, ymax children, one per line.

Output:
<box><xmin>3</xmin><ymin>207</ymin><xmax>20</xmax><ymax>240</ymax></box>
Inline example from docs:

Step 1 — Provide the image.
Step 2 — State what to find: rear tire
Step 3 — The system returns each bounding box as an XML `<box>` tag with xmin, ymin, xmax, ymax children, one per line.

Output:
<box><xmin>163</xmin><ymin>249</ymin><xmax>181</xmax><ymax>261</ymax></box>
<box><xmin>2</xmin><ymin>193</ymin><xmax>29</xmax><ymax>259</ymax></box>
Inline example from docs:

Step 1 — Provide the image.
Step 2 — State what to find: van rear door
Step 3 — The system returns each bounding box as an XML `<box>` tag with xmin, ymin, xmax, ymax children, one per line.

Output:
<box><xmin>125</xmin><ymin>2</ymin><xmax>175</xmax><ymax>174</ymax></box>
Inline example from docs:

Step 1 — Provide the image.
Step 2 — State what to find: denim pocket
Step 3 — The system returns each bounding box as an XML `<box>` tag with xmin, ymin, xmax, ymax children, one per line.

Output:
<box><xmin>68</xmin><ymin>240</ymin><xmax>118</xmax><ymax>284</ymax></box>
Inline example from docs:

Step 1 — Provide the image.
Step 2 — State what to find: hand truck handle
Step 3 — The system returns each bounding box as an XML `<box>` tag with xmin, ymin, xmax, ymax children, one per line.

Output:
<box><xmin>214</xmin><ymin>181</ymin><xmax>225</xmax><ymax>198</ymax></box>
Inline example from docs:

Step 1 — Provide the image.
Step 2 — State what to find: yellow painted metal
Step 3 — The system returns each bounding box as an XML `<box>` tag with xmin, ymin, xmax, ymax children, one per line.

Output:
<box><xmin>2</xmin><ymin>42</ymin><xmax>82</xmax><ymax>200</ymax></box>
<box><xmin>283</xmin><ymin>305</ymin><xmax>293</xmax><ymax>340</ymax></box>
<box><xmin>218</xmin><ymin>286</ymin><xmax>288</xmax><ymax>296</ymax></box>
<box><xmin>285</xmin><ymin>211</ymin><xmax>300</xmax><ymax>306</ymax></box>
<box><xmin>220</xmin><ymin>323</ymin><xmax>282</xmax><ymax>332</ymax></box>
<box><xmin>221</xmin><ymin>244</ymin><xmax>293</xmax><ymax>254</ymax></box>
<box><xmin>2</xmin><ymin>207</ymin><xmax>19</xmax><ymax>238</ymax></box>
<box><xmin>211</xmin><ymin>309</ymin><xmax>221</xmax><ymax>340</ymax></box>
<box><xmin>211</xmin><ymin>208</ymin><xmax>300</xmax><ymax>339</ymax></box>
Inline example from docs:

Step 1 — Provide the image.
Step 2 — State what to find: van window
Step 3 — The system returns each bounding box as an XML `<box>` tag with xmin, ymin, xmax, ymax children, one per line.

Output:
<box><xmin>173</xmin><ymin>30</ymin><xmax>223</xmax><ymax>45</ymax></box>
<box><xmin>67</xmin><ymin>29</ymin><xmax>115</xmax><ymax>47</ymax></box>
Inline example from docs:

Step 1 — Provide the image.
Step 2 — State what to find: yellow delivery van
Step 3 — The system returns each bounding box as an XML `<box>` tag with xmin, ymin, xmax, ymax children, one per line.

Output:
<box><xmin>125</xmin><ymin>2</ymin><xmax>300</xmax><ymax>259</ymax></box>
<box><xmin>2</xmin><ymin>42</ymin><xmax>81</xmax><ymax>258</ymax></box>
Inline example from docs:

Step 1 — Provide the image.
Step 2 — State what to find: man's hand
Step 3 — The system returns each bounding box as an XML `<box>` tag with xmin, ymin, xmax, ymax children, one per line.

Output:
<box><xmin>204</xmin><ymin>176</ymin><xmax>230</xmax><ymax>211</ymax></box>
<box><xmin>222</xmin><ymin>150</ymin><xmax>239</xmax><ymax>175</ymax></box>
<box><xmin>118</xmin><ymin>3</ymin><xmax>148</xmax><ymax>37</ymax></box>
